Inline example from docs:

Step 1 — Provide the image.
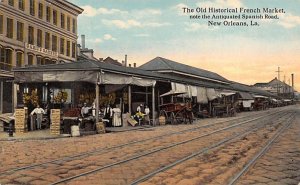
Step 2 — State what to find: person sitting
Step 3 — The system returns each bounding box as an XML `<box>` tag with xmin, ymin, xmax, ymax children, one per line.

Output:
<box><xmin>81</xmin><ymin>103</ymin><xmax>91</xmax><ymax>118</ymax></box>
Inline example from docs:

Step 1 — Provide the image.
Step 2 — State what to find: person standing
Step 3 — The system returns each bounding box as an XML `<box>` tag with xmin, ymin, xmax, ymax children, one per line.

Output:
<box><xmin>112</xmin><ymin>106</ymin><xmax>122</xmax><ymax>127</ymax></box>
<box><xmin>103</xmin><ymin>104</ymin><xmax>113</xmax><ymax>127</ymax></box>
<box><xmin>30</xmin><ymin>104</ymin><xmax>45</xmax><ymax>130</ymax></box>
<box><xmin>144</xmin><ymin>105</ymin><xmax>150</xmax><ymax>124</ymax></box>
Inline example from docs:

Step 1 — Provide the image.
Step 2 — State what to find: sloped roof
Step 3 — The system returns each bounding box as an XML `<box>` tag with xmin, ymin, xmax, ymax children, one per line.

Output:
<box><xmin>139</xmin><ymin>57</ymin><xmax>229</xmax><ymax>83</ymax></box>
<box><xmin>230</xmin><ymin>82</ymin><xmax>276</xmax><ymax>98</ymax></box>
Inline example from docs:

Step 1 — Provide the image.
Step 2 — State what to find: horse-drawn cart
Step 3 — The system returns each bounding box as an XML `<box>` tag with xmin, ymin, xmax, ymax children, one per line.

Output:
<box><xmin>159</xmin><ymin>91</ymin><xmax>193</xmax><ymax>124</ymax></box>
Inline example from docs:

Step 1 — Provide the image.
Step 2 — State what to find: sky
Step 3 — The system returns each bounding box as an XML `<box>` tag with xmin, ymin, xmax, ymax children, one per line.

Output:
<box><xmin>69</xmin><ymin>0</ymin><xmax>300</xmax><ymax>91</ymax></box>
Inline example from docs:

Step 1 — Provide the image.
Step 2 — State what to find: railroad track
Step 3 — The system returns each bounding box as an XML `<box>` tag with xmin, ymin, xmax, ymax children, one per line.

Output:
<box><xmin>0</xmin><ymin>108</ymin><xmax>285</xmax><ymax>175</ymax></box>
<box><xmin>0</xmin><ymin>108</ymin><xmax>292</xmax><ymax>185</ymax></box>
<box><xmin>228</xmin><ymin>112</ymin><xmax>296</xmax><ymax>185</ymax></box>
<box><xmin>46</xmin><ymin>110</ymin><xmax>292</xmax><ymax>184</ymax></box>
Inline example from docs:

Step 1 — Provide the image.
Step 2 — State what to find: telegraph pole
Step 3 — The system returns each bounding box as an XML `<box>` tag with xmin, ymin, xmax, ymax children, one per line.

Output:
<box><xmin>275</xmin><ymin>67</ymin><xmax>283</xmax><ymax>96</ymax></box>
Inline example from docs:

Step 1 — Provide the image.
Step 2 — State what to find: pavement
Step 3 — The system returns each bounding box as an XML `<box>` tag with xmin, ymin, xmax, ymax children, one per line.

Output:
<box><xmin>0</xmin><ymin>125</ymin><xmax>152</xmax><ymax>141</ymax></box>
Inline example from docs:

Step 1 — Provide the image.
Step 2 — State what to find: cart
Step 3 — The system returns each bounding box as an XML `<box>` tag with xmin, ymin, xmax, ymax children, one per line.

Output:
<box><xmin>159</xmin><ymin>91</ymin><xmax>193</xmax><ymax>124</ymax></box>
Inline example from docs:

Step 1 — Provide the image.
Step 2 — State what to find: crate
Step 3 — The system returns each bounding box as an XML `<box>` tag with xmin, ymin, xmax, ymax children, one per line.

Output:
<box><xmin>96</xmin><ymin>122</ymin><xmax>106</xmax><ymax>134</ymax></box>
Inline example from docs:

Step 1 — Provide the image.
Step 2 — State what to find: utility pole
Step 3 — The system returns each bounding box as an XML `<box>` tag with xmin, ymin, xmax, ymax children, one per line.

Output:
<box><xmin>275</xmin><ymin>67</ymin><xmax>283</xmax><ymax>96</ymax></box>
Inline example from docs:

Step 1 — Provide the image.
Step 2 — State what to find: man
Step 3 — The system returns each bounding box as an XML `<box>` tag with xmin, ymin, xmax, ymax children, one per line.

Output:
<box><xmin>81</xmin><ymin>103</ymin><xmax>91</xmax><ymax>118</ymax></box>
<box><xmin>103</xmin><ymin>104</ymin><xmax>113</xmax><ymax>127</ymax></box>
<box><xmin>30</xmin><ymin>104</ymin><xmax>45</xmax><ymax>130</ymax></box>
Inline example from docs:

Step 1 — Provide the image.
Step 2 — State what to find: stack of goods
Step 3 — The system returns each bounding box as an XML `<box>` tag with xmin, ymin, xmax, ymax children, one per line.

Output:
<box><xmin>50</xmin><ymin>109</ymin><xmax>61</xmax><ymax>135</ymax></box>
<box><xmin>96</xmin><ymin>122</ymin><xmax>105</xmax><ymax>134</ymax></box>
<box><xmin>15</xmin><ymin>108</ymin><xmax>28</xmax><ymax>134</ymax></box>
<box><xmin>159</xmin><ymin>116</ymin><xmax>166</xmax><ymax>125</ymax></box>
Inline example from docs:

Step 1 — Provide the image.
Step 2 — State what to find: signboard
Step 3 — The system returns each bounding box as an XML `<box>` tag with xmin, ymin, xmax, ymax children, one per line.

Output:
<box><xmin>25</xmin><ymin>43</ymin><xmax>59</xmax><ymax>58</ymax></box>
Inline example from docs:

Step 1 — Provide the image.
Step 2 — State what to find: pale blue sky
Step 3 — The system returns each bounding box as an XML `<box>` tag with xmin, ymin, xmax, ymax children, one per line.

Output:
<box><xmin>69</xmin><ymin>0</ymin><xmax>300</xmax><ymax>90</ymax></box>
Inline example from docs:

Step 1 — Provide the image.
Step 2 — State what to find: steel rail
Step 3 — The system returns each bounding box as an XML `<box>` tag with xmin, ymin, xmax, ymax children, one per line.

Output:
<box><xmin>130</xmin><ymin>112</ymin><xmax>296</xmax><ymax>185</ymax></box>
<box><xmin>0</xmin><ymin>108</ymin><xmax>284</xmax><ymax>176</ymax></box>
<box><xmin>49</xmin><ymin>110</ymin><xmax>290</xmax><ymax>184</ymax></box>
<box><xmin>227</xmin><ymin>113</ymin><xmax>296</xmax><ymax>185</ymax></box>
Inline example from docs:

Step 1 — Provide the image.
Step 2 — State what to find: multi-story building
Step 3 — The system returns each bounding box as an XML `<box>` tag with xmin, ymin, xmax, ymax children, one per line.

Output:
<box><xmin>0</xmin><ymin>0</ymin><xmax>83</xmax><ymax>113</ymax></box>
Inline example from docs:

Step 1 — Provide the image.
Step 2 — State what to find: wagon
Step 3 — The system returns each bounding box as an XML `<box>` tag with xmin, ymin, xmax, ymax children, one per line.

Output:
<box><xmin>159</xmin><ymin>91</ymin><xmax>193</xmax><ymax>124</ymax></box>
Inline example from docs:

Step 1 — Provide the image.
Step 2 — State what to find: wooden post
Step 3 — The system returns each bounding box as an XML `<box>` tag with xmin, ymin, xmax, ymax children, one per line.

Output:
<box><xmin>0</xmin><ymin>81</ymin><xmax>3</xmax><ymax>114</ymax></box>
<box><xmin>128</xmin><ymin>85</ymin><xmax>132</xmax><ymax>114</ymax></box>
<box><xmin>152</xmin><ymin>85</ymin><xmax>155</xmax><ymax>126</ymax></box>
<box><xmin>95</xmin><ymin>83</ymin><xmax>99</xmax><ymax>123</ymax></box>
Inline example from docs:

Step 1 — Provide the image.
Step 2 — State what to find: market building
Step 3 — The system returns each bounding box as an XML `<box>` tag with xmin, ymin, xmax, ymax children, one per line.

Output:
<box><xmin>0</xmin><ymin>0</ymin><xmax>83</xmax><ymax>113</ymax></box>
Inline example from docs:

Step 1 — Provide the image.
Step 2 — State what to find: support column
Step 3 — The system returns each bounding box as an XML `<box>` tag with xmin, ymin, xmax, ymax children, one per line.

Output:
<box><xmin>152</xmin><ymin>85</ymin><xmax>155</xmax><ymax>126</ymax></box>
<box><xmin>128</xmin><ymin>85</ymin><xmax>132</xmax><ymax>114</ymax></box>
<box><xmin>0</xmin><ymin>81</ymin><xmax>3</xmax><ymax>114</ymax></box>
<box><xmin>95</xmin><ymin>83</ymin><xmax>99</xmax><ymax>123</ymax></box>
<box><xmin>12</xmin><ymin>83</ymin><xmax>18</xmax><ymax>112</ymax></box>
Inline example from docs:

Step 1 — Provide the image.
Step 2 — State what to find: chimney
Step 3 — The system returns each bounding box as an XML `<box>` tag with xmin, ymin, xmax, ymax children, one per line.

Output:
<box><xmin>81</xmin><ymin>35</ymin><xmax>85</xmax><ymax>49</ymax></box>
<box><xmin>133</xmin><ymin>63</ymin><xmax>136</xmax><ymax>68</ymax></box>
<box><xmin>125</xmin><ymin>55</ymin><xmax>127</xmax><ymax>67</ymax></box>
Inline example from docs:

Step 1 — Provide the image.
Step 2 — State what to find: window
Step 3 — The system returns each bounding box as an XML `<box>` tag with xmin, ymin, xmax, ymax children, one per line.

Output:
<box><xmin>60</xmin><ymin>13</ymin><xmax>65</xmax><ymax>29</ymax></box>
<box><xmin>30</xmin><ymin>0</ymin><xmax>35</xmax><ymax>16</ymax></box>
<box><xmin>17</xmin><ymin>21</ymin><xmax>24</xmax><ymax>41</ymax></box>
<box><xmin>36</xmin><ymin>56</ymin><xmax>42</xmax><ymax>65</ymax></box>
<box><xmin>72</xmin><ymin>42</ymin><xmax>76</xmax><ymax>58</ymax></box>
<box><xmin>45</xmin><ymin>32</ymin><xmax>50</xmax><ymax>49</ymax></box>
<box><xmin>38</xmin><ymin>3</ymin><xmax>43</xmax><ymax>19</ymax></box>
<box><xmin>37</xmin><ymin>29</ymin><xmax>42</xmax><ymax>47</ymax></box>
<box><xmin>66</xmin><ymin>40</ymin><xmax>70</xmax><ymax>56</ymax></box>
<box><xmin>46</xmin><ymin>6</ymin><xmax>51</xmax><ymax>22</ymax></box>
<box><xmin>1</xmin><ymin>49</ymin><xmax>13</xmax><ymax>71</ymax></box>
<box><xmin>0</xmin><ymin>48</ymin><xmax>5</xmax><ymax>70</ymax></box>
<box><xmin>67</xmin><ymin>17</ymin><xmax>70</xmax><ymax>31</ymax></box>
<box><xmin>53</xmin><ymin>10</ymin><xmax>57</xmax><ymax>25</ymax></box>
<box><xmin>8</xmin><ymin>0</ymin><xmax>14</xmax><ymax>6</ymax></box>
<box><xmin>0</xmin><ymin>15</ymin><xmax>3</xmax><ymax>34</ymax></box>
<box><xmin>60</xmin><ymin>38</ymin><xmax>65</xmax><ymax>54</ymax></box>
<box><xmin>6</xmin><ymin>18</ymin><xmax>13</xmax><ymax>39</ymax></box>
<box><xmin>28</xmin><ymin>26</ymin><xmax>34</xmax><ymax>44</ymax></box>
<box><xmin>27</xmin><ymin>55</ymin><xmax>33</xmax><ymax>66</ymax></box>
<box><xmin>72</xmin><ymin>18</ymin><xmax>76</xmax><ymax>33</ymax></box>
<box><xmin>18</xmin><ymin>0</ymin><xmax>24</xmax><ymax>11</ymax></box>
<box><xmin>52</xmin><ymin>35</ymin><xmax>57</xmax><ymax>52</ymax></box>
<box><xmin>16</xmin><ymin>52</ymin><xmax>23</xmax><ymax>67</ymax></box>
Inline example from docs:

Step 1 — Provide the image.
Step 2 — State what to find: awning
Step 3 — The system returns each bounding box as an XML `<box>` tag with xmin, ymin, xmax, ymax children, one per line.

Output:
<box><xmin>238</xmin><ymin>92</ymin><xmax>253</xmax><ymax>100</ymax></box>
<box><xmin>253</xmin><ymin>95</ymin><xmax>268</xmax><ymax>98</ymax></box>
<box><xmin>197</xmin><ymin>87</ymin><xmax>208</xmax><ymax>104</ymax></box>
<box><xmin>101</xmin><ymin>73</ymin><xmax>156</xmax><ymax>86</ymax></box>
<box><xmin>206</xmin><ymin>88</ymin><xmax>218</xmax><ymax>100</ymax></box>
<box><xmin>221</xmin><ymin>92</ymin><xmax>236</xmax><ymax>96</ymax></box>
<box><xmin>160</xmin><ymin>90</ymin><xmax>186</xmax><ymax>97</ymax></box>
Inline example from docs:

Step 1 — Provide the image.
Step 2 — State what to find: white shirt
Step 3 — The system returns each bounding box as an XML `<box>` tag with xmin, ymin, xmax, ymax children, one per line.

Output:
<box><xmin>31</xmin><ymin>107</ymin><xmax>45</xmax><ymax>115</ymax></box>
<box><xmin>145</xmin><ymin>107</ymin><xmax>150</xmax><ymax>115</ymax></box>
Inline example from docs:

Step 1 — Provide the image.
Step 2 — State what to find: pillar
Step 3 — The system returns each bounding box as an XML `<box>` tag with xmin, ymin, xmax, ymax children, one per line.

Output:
<box><xmin>128</xmin><ymin>85</ymin><xmax>132</xmax><ymax>114</ymax></box>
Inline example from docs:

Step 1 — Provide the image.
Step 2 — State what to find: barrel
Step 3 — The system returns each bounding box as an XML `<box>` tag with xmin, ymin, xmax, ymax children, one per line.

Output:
<box><xmin>159</xmin><ymin>116</ymin><xmax>166</xmax><ymax>125</ymax></box>
<box><xmin>71</xmin><ymin>125</ymin><xmax>80</xmax><ymax>137</ymax></box>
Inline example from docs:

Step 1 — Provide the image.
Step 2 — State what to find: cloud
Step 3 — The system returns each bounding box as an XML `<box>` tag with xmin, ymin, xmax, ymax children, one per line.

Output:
<box><xmin>135</xmin><ymin>34</ymin><xmax>150</xmax><ymax>37</ymax></box>
<box><xmin>102</xmin><ymin>19</ymin><xmax>171</xmax><ymax>29</ymax></box>
<box><xmin>184</xmin><ymin>22</ymin><xmax>216</xmax><ymax>31</ymax></box>
<box><xmin>81</xmin><ymin>5</ymin><xmax>127</xmax><ymax>17</ymax></box>
<box><xmin>103</xmin><ymin>34</ymin><xmax>116</xmax><ymax>41</ymax></box>
<box><xmin>197</xmin><ymin>0</ymin><xmax>243</xmax><ymax>8</ymax></box>
<box><xmin>173</xmin><ymin>3</ymin><xmax>189</xmax><ymax>15</ymax></box>
<box><xmin>278</xmin><ymin>13</ymin><xmax>300</xmax><ymax>28</ymax></box>
<box><xmin>95</xmin><ymin>38</ymin><xmax>102</xmax><ymax>43</ymax></box>
<box><xmin>133</xmin><ymin>8</ymin><xmax>162</xmax><ymax>17</ymax></box>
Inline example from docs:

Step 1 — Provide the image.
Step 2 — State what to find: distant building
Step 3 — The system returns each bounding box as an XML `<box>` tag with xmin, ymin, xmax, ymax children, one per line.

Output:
<box><xmin>102</xmin><ymin>57</ymin><xmax>122</xmax><ymax>66</ymax></box>
<box><xmin>0</xmin><ymin>0</ymin><xmax>83</xmax><ymax>113</ymax></box>
<box><xmin>253</xmin><ymin>77</ymin><xmax>294</xmax><ymax>98</ymax></box>
<box><xmin>77</xmin><ymin>35</ymin><xmax>98</xmax><ymax>61</ymax></box>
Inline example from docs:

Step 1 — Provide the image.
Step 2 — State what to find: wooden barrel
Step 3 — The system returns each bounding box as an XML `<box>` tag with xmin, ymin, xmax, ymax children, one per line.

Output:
<box><xmin>159</xmin><ymin>116</ymin><xmax>166</xmax><ymax>125</ymax></box>
<box><xmin>96</xmin><ymin>122</ymin><xmax>106</xmax><ymax>134</ymax></box>
<box><xmin>71</xmin><ymin>125</ymin><xmax>80</xmax><ymax>137</ymax></box>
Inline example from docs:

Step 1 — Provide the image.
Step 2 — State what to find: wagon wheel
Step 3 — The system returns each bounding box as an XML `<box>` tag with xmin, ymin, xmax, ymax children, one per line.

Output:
<box><xmin>175</xmin><ymin>108</ymin><xmax>185</xmax><ymax>124</ymax></box>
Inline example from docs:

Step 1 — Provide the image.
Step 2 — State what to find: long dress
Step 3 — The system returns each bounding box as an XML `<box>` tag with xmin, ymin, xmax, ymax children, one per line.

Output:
<box><xmin>112</xmin><ymin>108</ymin><xmax>122</xmax><ymax>127</ymax></box>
